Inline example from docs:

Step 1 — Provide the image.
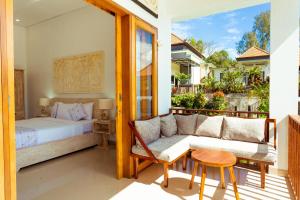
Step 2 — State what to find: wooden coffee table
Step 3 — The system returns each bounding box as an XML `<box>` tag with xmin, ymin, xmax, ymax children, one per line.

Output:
<box><xmin>189</xmin><ymin>149</ymin><xmax>240</xmax><ymax>200</ymax></box>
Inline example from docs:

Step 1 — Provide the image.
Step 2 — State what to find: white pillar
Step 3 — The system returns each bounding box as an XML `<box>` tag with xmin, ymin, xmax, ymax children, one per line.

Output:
<box><xmin>270</xmin><ymin>0</ymin><xmax>299</xmax><ymax>170</ymax></box>
<box><xmin>158</xmin><ymin>0</ymin><xmax>172</xmax><ymax>114</ymax></box>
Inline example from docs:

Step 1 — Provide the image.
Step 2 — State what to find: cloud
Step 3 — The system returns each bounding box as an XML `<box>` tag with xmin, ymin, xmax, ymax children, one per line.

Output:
<box><xmin>227</xmin><ymin>28</ymin><xmax>240</xmax><ymax>34</ymax></box>
<box><xmin>226</xmin><ymin>48</ymin><xmax>238</xmax><ymax>58</ymax></box>
<box><xmin>171</xmin><ymin>23</ymin><xmax>192</xmax><ymax>39</ymax></box>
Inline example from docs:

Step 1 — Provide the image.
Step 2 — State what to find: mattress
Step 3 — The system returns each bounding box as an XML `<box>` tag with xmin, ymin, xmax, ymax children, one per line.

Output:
<box><xmin>15</xmin><ymin>117</ymin><xmax>94</xmax><ymax>149</ymax></box>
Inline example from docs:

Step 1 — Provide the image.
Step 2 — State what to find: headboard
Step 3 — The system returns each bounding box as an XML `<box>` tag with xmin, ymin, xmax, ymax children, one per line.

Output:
<box><xmin>49</xmin><ymin>98</ymin><xmax>101</xmax><ymax>119</ymax></box>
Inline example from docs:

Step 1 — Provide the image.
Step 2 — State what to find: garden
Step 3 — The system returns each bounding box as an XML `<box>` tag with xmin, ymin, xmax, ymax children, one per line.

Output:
<box><xmin>171</xmin><ymin>66</ymin><xmax>269</xmax><ymax>112</ymax></box>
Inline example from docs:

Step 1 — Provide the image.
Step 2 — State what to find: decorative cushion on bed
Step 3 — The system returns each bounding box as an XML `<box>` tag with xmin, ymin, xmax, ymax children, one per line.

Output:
<box><xmin>50</xmin><ymin>102</ymin><xmax>59</xmax><ymax>118</ymax></box>
<box><xmin>82</xmin><ymin>103</ymin><xmax>94</xmax><ymax>120</ymax></box>
<box><xmin>56</xmin><ymin>103</ymin><xmax>76</xmax><ymax>121</ymax></box>
<box><xmin>222</xmin><ymin>117</ymin><xmax>266</xmax><ymax>143</ymax></box>
<box><xmin>160</xmin><ymin>114</ymin><xmax>177</xmax><ymax>137</ymax></box>
<box><xmin>69</xmin><ymin>104</ymin><xmax>87</xmax><ymax>121</ymax></box>
<box><xmin>195</xmin><ymin>115</ymin><xmax>224</xmax><ymax>138</ymax></box>
<box><xmin>135</xmin><ymin>117</ymin><xmax>160</xmax><ymax>147</ymax></box>
<box><xmin>174</xmin><ymin>114</ymin><xmax>197</xmax><ymax>135</ymax></box>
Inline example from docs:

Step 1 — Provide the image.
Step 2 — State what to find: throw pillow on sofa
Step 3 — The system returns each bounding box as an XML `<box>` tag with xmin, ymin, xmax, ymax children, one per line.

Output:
<box><xmin>174</xmin><ymin>114</ymin><xmax>197</xmax><ymax>135</ymax></box>
<box><xmin>195</xmin><ymin>115</ymin><xmax>224</xmax><ymax>138</ymax></box>
<box><xmin>160</xmin><ymin>114</ymin><xmax>177</xmax><ymax>137</ymax></box>
<box><xmin>135</xmin><ymin>117</ymin><xmax>160</xmax><ymax>147</ymax></box>
<box><xmin>222</xmin><ymin>117</ymin><xmax>266</xmax><ymax>143</ymax></box>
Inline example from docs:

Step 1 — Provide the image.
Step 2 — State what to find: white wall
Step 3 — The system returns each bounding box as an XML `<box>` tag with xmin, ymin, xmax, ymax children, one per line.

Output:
<box><xmin>114</xmin><ymin>0</ymin><xmax>172</xmax><ymax>114</ymax></box>
<box><xmin>157</xmin><ymin>0</ymin><xmax>172</xmax><ymax>114</ymax></box>
<box><xmin>270</xmin><ymin>0</ymin><xmax>299</xmax><ymax>170</ymax></box>
<box><xmin>26</xmin><ymin>6</ymin><xmax>115</xmax><ymax>117</ymax></box>
<box><xmin>14</xmin><ymin>25</ymin><xmax>29</xmax><ymax>118</ymax></box>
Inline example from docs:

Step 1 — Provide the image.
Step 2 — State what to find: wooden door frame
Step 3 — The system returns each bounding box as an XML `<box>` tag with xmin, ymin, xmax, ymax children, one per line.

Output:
<box><xmin>87</xmin><ymin>0</ymin><xmax>158</xmax><ymax>179</ymax></box>
<box><xmin>133</xmin><ymin>17</ymin><xmax>158</xmax><ymax>120</ymax></box>
<box><xmin>0</xmin><ymin>0</ymin><xmax>17</xmax><ymax>199</ymax></box>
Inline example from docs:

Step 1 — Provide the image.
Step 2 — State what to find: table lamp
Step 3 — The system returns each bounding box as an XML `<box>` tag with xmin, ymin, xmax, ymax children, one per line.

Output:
<box><xmin>39</xmin><ymin>98</ymin><xmax>50</xmax><ymax>116</ymax></box>
<box><xmin>98</xmin><ymin>99</ymin><xmax>113</xmax><ymax>120</ymax></box>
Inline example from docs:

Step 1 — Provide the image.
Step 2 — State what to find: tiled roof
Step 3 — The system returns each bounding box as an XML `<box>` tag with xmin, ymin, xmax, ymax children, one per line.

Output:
<box><xmin>171</xmin><ymin>34</ymin><xmax>184</xmax><ymax>45</ymax></box>
<box><xmin>171</xmin><ymin>34</ymin><xmax>205</xmax><ymax>59</ymax></box>
<box><xmin>236</xmin><ymin>46</ymin><xmax>270</xmax><ymax>60</ymax></box>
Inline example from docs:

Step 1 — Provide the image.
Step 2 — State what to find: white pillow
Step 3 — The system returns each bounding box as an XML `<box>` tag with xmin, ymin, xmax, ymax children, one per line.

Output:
<box><xmin>69</xmin><ymin>104</ymin><xmax>87</xmax><ymax>121</ymax></box>
<box><xmin>56</xmin><ymin>103</ymin><xmax>76</xmax><ymax>121</ymax></box>
<box><xmin>82</xmin><ymin>103</ymin><xmax>94</xmax><ymax>120</ymax></box>
<box><xmin>222</xmin><ymin>117</ymin><xmax>266</xmax><ymax>143</ymax></box>
<box><xmin>50</xmin><ymin>102</ymin><xmax>59</xmax><ymax>118</ymax></box>
<box><xmin>195</xmin><ymin>115</ymin><xmax>224</xmax><ymax>138</ymax></box>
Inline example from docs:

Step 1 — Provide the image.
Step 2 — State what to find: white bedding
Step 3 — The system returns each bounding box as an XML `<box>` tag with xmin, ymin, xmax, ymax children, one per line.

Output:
<box><xmin>16</xmin><ymin>117</ymin><xmax>94</xmax><ymax>149</ymax></box>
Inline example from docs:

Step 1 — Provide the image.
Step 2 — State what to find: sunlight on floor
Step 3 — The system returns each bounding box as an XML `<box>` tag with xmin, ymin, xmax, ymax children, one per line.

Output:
<box><xmin>17</xmin><ymin>147</ymin><xmax>293</xmax><ymax>200</ymax></box>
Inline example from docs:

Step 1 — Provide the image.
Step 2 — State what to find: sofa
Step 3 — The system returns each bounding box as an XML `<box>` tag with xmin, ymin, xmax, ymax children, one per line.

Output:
<box><xmin>128</xmin><ymin>109</ymin><xmax>277</xmax><ymax>189</ymax></box>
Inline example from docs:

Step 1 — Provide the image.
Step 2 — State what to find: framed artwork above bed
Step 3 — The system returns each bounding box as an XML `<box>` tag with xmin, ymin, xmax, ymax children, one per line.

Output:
<box><xmin>53</xmin><ymin>51</ymin><xmax>104</xmax><ymax>94</ymax></box>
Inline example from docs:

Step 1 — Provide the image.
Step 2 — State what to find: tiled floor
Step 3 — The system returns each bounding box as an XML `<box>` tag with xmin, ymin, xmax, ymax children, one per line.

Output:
<box><xmin>17</xmin><ymin>146</ymin><xmax>294</xmax><ymax>200</ymax></box>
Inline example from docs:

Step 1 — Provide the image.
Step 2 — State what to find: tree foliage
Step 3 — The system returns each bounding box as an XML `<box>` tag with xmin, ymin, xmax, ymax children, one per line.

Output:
<box><xmin>205</xmin><ymin>50</ymin><xmax>236</xmax><ymax>68</ymax></box>
<box><xmin>236</xmin><ymin>11</ymin><xmax>270</xmax><ymax>54</ymax></box>
<box><xmin>187</xmin><ymin>37</ymin><xmax>216</xmax><ymax>56</ymax></box>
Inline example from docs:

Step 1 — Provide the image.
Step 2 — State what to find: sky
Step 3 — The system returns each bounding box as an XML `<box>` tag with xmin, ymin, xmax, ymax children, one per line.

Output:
<box><xmin>171</xmin><ymin>3</ymin><xmax>270</xmax><ymax>59</ymax></box>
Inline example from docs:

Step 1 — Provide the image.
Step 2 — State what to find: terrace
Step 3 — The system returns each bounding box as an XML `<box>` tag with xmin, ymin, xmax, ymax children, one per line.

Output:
<box><xmin>1</xmin><ymin>0</ymin><xmax>299</xmax><ymax>200</ymax></box>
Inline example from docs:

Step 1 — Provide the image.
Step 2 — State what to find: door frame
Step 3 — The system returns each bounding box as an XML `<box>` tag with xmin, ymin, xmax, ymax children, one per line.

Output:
<box><xmin>87</xmin><ymin>0</ymin><xmax>158</xmax><ymax>178</ymax></box>
<box><xmin>133</xmin><ymin>17</ymin><xmax>158</xmax><ymax>120</ymax></box>
<box><xmin>0</xmin><ymin>0</ymin><xmax>17</xmax><ymax>199</ymax></box>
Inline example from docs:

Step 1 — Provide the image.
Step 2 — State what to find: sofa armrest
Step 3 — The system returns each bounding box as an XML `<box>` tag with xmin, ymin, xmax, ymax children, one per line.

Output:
<box><xmin>266</xmin><ymin>118</ymin><xmax>277</xmax><ymax>149</ymax></box>
<box><xmin>128</xmin><ymin>121</ymin><xmax>159</xmax><ymax>163</ymax></box>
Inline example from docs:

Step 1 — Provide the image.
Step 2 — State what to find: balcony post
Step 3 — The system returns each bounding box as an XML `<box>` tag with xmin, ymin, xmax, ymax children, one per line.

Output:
<box><xmin>270</xmin><ymin>0</ymin><xmax>299</xmax><ymax>170</ymax></box>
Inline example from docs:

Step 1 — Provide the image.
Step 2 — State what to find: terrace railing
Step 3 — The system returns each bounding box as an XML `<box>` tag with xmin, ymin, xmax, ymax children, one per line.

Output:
<box><xmin>288</xmin><ymin>115</ymin><xmax>300</xmax><ymax>200</ymax></box>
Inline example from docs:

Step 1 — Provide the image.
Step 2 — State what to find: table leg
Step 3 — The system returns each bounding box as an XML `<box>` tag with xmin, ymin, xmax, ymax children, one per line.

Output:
<box><xmin>220</xmin><ymin>167</ymin><xmax>225</xmax><ymax>189</ymax></box>
<box><xmin>199</xmin><ymin>165</ymin><xmax>206</xmax><ymax>200</ymax></box>
<box><xmin>189</xmin><ymin>160</ymin><xmax>199</xmax><ymax>189</ymax></box>
<box><xmin>228</xmin><ymin>166</ymin><xmax>240</xmax><ymax>200</ymax></box>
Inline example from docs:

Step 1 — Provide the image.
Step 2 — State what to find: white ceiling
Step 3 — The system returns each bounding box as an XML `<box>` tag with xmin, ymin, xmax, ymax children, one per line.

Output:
<box><xmin>14</xmin><ymin>0</ymin><xmax>88</xmax><ymax>27</ymax></box>
<box><xmin>165</xmin><ymin>0</ymin><xmax>269</xmax><ymax>21</ymax></box>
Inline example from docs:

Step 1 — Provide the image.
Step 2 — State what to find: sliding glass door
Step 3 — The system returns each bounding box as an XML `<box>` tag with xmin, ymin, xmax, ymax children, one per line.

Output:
<box><xmin>134</xmin><ymin>19</ymin><xmax>157</xmax><ymax>120</ymax></box>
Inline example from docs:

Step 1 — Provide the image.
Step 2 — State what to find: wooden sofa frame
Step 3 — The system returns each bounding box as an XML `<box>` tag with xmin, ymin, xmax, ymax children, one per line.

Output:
<box><xmin>129</xmin><ymin>108</ymin><xmax>277</xmax><ymax>189</ymax></box>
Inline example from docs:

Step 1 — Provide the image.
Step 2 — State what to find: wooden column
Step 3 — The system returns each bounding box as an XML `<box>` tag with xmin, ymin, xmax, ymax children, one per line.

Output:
<box><xmin>0</xmin><ymin>0</ymin><xmax>17</xmax><ymax>199</ymax></box>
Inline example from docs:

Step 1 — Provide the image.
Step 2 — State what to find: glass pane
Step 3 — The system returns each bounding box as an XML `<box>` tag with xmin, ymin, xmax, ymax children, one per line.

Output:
<box><xmin>136</xmin><ymin>28</ymin><xmax>153</xmax><ymax>119</ymax></box>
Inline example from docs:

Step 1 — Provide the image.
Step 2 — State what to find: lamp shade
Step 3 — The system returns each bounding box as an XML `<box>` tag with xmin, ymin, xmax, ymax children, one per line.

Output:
<box><xmin>98</xmin><ymin>99</ymin><xmax>113</xmax><ymax>110</ymax></box>
<box><xmin>39</xmin><ymin>98</ymin><xmax>50</xmax><ymax>107</ymax></box>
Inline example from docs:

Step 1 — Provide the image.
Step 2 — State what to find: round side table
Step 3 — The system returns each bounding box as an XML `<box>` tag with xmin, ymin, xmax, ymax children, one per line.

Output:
<box><xmin>189</xmin><ymin>149</ymin><xmax>240</xmax><ymax>200</ymax></box>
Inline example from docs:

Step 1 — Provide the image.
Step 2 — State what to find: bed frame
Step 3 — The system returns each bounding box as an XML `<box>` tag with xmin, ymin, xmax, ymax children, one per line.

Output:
<box><xmin>16</xmin><ymin>98</ymin><xmax>101</xmax><ymax>171</ymax></box>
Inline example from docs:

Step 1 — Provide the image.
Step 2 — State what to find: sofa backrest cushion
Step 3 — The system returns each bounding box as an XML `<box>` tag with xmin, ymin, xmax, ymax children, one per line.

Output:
<box><xmin>174</xmin><ymin>114</ymin><xmax>197</xmax><ymax>135</ymax></box>
<box><xmin>195</xmin><ymin>115</ymin><xmax>224</xmax><ymax>138</ymax></box>
<box><xmin>135</xmin><ymin>117</ymin><xmax>160</xmax><ymax>147</ymax></box>
<box><xmin>160</xmin><ymin>114</ymin><xmax>177</xmax><ymax>137</ymax></box>
<box><xmin>222</xmin><ymin>117</ymin><xmax>266</xmax><ymax>143</ymax></box>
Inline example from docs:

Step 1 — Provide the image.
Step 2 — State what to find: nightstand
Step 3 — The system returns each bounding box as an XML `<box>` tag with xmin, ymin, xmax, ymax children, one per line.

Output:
<box><xmin>93</xmin><ymin>120</ymin><xmax>113</xmax><ymax>149</ymax></box>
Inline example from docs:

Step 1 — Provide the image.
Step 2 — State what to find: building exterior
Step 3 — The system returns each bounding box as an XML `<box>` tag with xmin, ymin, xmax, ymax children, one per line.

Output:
<box><xmin>171</xmin><ymin>34</ymin><xmax>209</xmax><ymax>86</ymax></box>
<box><xmin>236</xmin><ymin>46</ymin><xmax>270</xmax><ymax>82</ymax></box>
<box><xmin>214</xmin><ymin>46</ymin><xmax>270</xmax><ymax>84</ymax></box>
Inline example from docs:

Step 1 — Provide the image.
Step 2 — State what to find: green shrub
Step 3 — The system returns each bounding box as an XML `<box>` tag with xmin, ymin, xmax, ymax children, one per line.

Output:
<box><xmin>175</xmin><ymin>73</ymin><xmax>191</xmax><ymax>85</ymax></box>
<box><xmin>171</xmin><ymin>92</ymin><xmax>207</xmax><ymax>109</ymax></box>
<box><xmin>171</xmin><ymin>93</ymin><xmax>195</xmax><ymax>108</ymax></box>
<box><xmin>221</xmin><ymin>70</ymin><xmax>244</xmax><ymax>94</ymax></box>
<box><xmin>248</xmin><ymin>83</ymin><xmax>269</xmax><ymax>112</ymax></box>
<box><xmin>201</xmin><ymin>76</ymin><xmax>222</xmax><ymax>92</ymax></box>
<box><xmin>205</xmin><ymin>91</ymin><xmax>228</xmax><ymax>110</ymax></box>
<box><xmin>193</xmin><ymin>92</ymin><xmax>208</xmax><ymax>109</ymax></box>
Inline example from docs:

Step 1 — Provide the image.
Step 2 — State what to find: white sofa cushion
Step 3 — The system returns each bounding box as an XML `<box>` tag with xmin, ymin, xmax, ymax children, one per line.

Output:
<box><xmin>189</xmin><ymin>136</ymin><xmax>276</xmax><ymax>163</ymax></box>
<box><xmin>160</xmin><ymin>114</ymin><xmax>177</xmax><ymax>137</ymax></box>
<box><xmin>174</xmin><ymin>114</ymin><xmax>197</xmax><ymax>135</ymax></box>
<box><xmin>195</xmin><ymin>115</ymin><xmax>224</xmax><ymax>138</ymax></box>
<box><xmin>132</xmin><ymin>135</ymin><xmax>191</xmax><ymax>162</ymax></box>
<box><xmin>135</xmin><ymin>117</ymin><xmax>160</xmax><ymax>147</ymax></box>
<box><xmin>222</xmin><ymin>117</ymin><xmax>266</xmax><ymax>143</ymax></box>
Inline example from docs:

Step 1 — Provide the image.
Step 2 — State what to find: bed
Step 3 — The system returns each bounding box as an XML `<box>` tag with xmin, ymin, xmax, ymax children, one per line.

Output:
<box><xmin>16</xmin><ymin>98</ymin><xmax>101</xmax><ymax>171</ymax></box>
